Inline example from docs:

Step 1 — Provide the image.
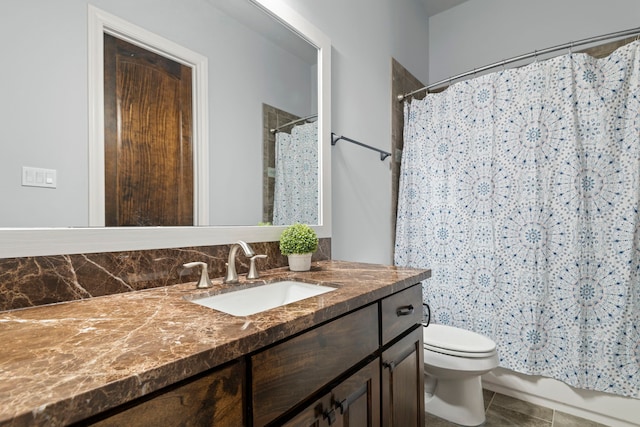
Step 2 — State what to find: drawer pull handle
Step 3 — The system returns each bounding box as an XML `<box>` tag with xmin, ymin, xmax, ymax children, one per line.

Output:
<box><xmin>423</xmin><ymin>303</ymin><xmax>431</xmax><ymax>326</ymax></box>
<box><xmin>396</xmin><ymin>305</ymin><xmax>414</xmax><ymax>316</ymax></box>
<box><xmin>337</xmin><ymin>398</ymin><xmax>348</xmax><ymax>414</ymax></box>
<box><xmin>383</xmin><ymin>360</ymin><xmax>396</xmax><ymax>372</ymax></box>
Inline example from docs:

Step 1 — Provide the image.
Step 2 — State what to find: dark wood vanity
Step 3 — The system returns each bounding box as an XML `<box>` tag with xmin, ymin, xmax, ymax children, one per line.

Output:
<box><xmin>0</xmin><ymin>261</ymin><xmax>429</xmax><ymax>427</ymax></box>
<box><xmin>85</xmin><ymin>285</ymin><xmax>423</xmax><ymax>426</ymax></box>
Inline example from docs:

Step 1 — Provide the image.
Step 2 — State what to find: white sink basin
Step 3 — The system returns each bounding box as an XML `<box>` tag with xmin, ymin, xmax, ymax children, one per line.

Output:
<box><xmin>188</xmin><ymin>280</ymin><xmax>336</xmax><ymax>316</ymax></box>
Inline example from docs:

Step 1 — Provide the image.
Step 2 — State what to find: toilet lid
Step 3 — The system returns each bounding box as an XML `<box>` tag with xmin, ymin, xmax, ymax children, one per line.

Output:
<box><xmin>423</xmin><ymin>324</ymin><xmax>496</xmax><ymax>354</ymax></box>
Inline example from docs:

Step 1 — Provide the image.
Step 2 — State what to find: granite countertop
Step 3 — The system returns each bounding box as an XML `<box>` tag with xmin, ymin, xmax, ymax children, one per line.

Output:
<box><xmin>0</xmin><ymin>260</ymin><xmax>430</xmax><ymax>426</ymax></box>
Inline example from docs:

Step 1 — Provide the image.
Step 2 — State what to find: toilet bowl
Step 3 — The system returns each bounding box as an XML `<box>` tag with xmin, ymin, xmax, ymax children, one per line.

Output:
<box><xmin>423</xmin><ymin>324</ymin><xmax>499</xmax><ymax>426</ymax></box>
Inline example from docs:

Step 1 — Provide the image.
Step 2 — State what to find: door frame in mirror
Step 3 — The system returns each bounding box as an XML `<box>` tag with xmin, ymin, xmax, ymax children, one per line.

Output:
<box><xmin>0</xmin><ymin>0</ymin><xmax>331</xmax><ymax>258</ymax></box>
<box><xmin>88</xmin><ymin>5</ymin><xmax>210</xmax><ymax>227</ymax></box>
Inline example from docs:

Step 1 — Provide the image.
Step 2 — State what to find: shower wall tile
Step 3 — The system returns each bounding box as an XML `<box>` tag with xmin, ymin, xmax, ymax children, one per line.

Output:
<box><xmin>391</xmin><ymin>58</ymin><xmax>425</xmax><ymax>251</ymax></box>
<box><xmin>0</xmin><ymin>238</ymin><xmax>331</xmax><ymax>312</ymax></box>
<box><xmin>262</xmin><ymin>103</ymin><xmax>301</xmax><ymax>223</ymax></box>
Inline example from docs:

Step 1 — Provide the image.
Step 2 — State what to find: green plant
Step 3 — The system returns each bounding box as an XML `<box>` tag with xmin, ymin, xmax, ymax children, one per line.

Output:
<box><xmin>279</xmin><ymin>223</ymin><xmax>319</xmax><ymax>255</ymax></box>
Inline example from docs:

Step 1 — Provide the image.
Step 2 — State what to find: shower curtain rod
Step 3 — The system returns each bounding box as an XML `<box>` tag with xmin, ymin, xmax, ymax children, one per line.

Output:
<box><xmin>397</xmin><ymin>26</ymin><xmax>640</xmax><ymax>102</ymax></box>
<box><xmin>270</xmin><ymin>114</ymin><xmax>318</xmax><ymax>134</ymax></box>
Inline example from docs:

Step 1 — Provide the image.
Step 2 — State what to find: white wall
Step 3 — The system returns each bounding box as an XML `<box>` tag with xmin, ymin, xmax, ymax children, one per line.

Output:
<box><xmin>430</xmin><ymin>1</ymin><xmax>640</xmax><ymax>425</ymax></box>
<box><xmin>278</xmin><ymin>0</ymin><xmax>430</xmax><ymax>264</ymax></box>
<box><xmin>0</xmin><ymin>0</ymin><xmax>313</xmax><ymax>227</ymax></box>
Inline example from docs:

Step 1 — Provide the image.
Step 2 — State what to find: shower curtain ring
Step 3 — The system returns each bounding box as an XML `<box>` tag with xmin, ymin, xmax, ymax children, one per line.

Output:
<box><xmin>569</xmin><ymin>41</ymin><xmax>574</xmax><ymax>54</ymax></box>
<box><xmin>534</xmin><ymin>49</ymin><xmax>538</xmax><ymax>62</ymax></box>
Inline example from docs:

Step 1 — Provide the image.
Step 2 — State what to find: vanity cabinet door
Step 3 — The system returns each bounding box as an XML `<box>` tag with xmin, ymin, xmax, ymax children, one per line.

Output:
<box><xmin>88</xmin><ymin>359</ymin><xmax>245</xmax><ymax>427</ymax></box>
<box><xmin>283</xmin><ymin>359</ymin><xmax>380</xmax><ymax>427</ymax></box>
<box><xmin>381</xmin><ymin>326</ymin><xmax>424</xmax><ymax>427</ymax></box>
<box><xmin>331</xmin><ymin>358</ymin><xmax>381</xmax><ymax>427</ymax></box>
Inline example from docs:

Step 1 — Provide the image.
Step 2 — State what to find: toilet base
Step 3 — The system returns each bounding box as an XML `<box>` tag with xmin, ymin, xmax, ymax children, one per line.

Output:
<box><xmin>424</xmin><ymin>373</ymin><xmax>486</xmax><ymax>426</ymax></box>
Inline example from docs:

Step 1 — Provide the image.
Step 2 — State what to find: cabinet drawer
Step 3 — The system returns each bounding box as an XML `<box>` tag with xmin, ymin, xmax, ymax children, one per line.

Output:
<box><xmin>252</xmin><ymin>303</ymin><xmax>379</xmax><ymax>427</ymax></box>
<box><xmin>381</xmin><ymin>284</ymin><xmax>422</xmax><ymax>345</ymax></box>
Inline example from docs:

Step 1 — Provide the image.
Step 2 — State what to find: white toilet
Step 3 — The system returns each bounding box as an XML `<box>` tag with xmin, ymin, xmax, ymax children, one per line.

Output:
<box><xmin>423</xmin><ymin>324</ymin><xmax>499</xmax><ymax>426</ymax></box>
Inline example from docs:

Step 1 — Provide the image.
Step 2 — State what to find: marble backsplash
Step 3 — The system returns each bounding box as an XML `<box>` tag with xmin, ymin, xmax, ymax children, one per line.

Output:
<box><xmin>0</xmin><ymin>238</ymin><xmax>331</xmax><ymax>312</ymax></box>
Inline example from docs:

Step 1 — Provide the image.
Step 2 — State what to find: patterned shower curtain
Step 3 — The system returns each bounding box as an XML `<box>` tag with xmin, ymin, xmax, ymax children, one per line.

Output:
<box><xmin>394</xmin><ymin>41</ymin><xmax>640</xmax><ymax>398</ymax></box>
<box><xmin>273</xmin><ymin>122</ymin><xmax>318</xmax><ymax>225</ymax></box>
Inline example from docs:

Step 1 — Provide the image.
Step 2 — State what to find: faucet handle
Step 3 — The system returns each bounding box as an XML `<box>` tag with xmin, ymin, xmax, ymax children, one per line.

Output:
<box><xmin>247</xmin><ymin>254</ymin><xmax>267</xmax><ymax>280</ymax></box>
<box><xmin>183</xmin><ymin>262</ymin><xmax>213</xmax><ymax>289</ymax></box>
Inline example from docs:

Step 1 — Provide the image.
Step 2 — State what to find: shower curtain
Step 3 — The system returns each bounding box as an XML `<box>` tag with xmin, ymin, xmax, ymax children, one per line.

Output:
<box><xmin>395</xmin><ymin>41</ymin><xmax>640</xmax><ymax>398</ymax></box>
<box><xmin>273</xmin><ymin>122</ymin><xmax>318</xmax><ymax>225</ymax></box>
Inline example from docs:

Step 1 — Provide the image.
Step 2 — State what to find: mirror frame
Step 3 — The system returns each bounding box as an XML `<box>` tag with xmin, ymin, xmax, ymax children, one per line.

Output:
<box><xmin>0</xmin><ymin>0</ymin><xmax>331</xmax><ymax>258</ymax></box>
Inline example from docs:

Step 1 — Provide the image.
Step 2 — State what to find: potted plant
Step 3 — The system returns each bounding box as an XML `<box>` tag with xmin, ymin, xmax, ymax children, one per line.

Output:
<box><xmin>279</xmin><ymin>223</ymin><xmax>319</xmax><ymax>271</ymax></box>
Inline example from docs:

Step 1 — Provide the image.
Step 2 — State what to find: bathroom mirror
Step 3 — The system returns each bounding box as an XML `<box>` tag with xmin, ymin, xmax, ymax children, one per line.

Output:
<box><xmin>0</xmin><ymin>0</ymin><xmax>331</xmax><ymax>258</ymax></box>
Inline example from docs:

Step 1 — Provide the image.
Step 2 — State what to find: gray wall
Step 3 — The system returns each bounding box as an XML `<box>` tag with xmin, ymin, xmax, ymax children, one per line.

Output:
<box><xmin>0</xmin><ymin>0</ymin><xmax>313</xmax><ymax>227</ymax></box>
<box><xmin>429</xmin><ymin>0</ymin><xmax>640</xmax><ymax>83</ymax></box>
<box><xmin>280</xmin><ymin>0</ymin><xmax>430</xmax><ymax>264</ymax></box>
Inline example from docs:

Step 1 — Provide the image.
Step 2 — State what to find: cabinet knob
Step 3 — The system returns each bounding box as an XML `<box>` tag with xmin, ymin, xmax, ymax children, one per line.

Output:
<box><xmin>396</xmin><ymin>304</ymin><xmax>414</xmax><ymax>316</ymax></box>
<box><xmin>337</xmin><ymin>398</ymin><xmax>348</xmax><ymax>415</ymax></box>
<box><xmin>322</xmin><ymin>407</ymin><xmax>336</xmax><ymax>425</ymax></box>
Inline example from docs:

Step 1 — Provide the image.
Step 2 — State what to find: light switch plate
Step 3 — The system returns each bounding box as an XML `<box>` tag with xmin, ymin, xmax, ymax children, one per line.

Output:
<box><xmin>22</xmin><ymin>166</ymin><xmax>57</xmax><ymax>188</ymax></box>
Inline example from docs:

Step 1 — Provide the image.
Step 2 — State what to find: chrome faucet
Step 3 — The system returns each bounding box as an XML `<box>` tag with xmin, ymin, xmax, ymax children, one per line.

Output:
<box><xmin>223</xmin><ymin>240</ymin><xmax>256</xmax><ymax>284</ymax></box>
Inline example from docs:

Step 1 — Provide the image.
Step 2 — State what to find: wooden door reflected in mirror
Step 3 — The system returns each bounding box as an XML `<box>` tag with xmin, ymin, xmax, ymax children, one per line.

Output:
<box><xmin>104</xmin><ymin>34</ymin><xmax>194</xmax><ymax>226</ymax></box>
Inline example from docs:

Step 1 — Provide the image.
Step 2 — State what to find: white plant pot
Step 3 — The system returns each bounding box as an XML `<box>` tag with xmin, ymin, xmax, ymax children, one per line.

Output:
<box><xmin>287</xmin><ymin>253</ymin><xmax>312</xmax><ymax>271</ymax></box>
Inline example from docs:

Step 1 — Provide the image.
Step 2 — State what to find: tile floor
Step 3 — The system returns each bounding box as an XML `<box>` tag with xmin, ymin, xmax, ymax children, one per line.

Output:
<box><xmin>424</xmin><ymin>389</ymin><xmax>611</xmax><ymax>426</ymax></box>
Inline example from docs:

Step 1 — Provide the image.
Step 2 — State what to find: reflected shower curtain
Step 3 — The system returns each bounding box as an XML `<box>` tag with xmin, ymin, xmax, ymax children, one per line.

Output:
<box><xmin>394</xmin><ymin>41</ymin><xmax>640</xmax><ymax>397</ymax></box>
<box><xmin>273</xmin><ymin>122</ymin><xmax>318</xmax><ymax>225</ymax></box>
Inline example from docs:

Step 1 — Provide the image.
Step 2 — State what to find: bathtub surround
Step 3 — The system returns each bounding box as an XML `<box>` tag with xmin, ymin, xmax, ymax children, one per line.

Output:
<box><xmin>0</xmin><ymin>239</ymin><xmax>331</xmax><ymax>312</ymax></box>
<box><xmin>396</xmin><ymin>40</ymin><xmax>640</xmax><ymax>399</ymax></box>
